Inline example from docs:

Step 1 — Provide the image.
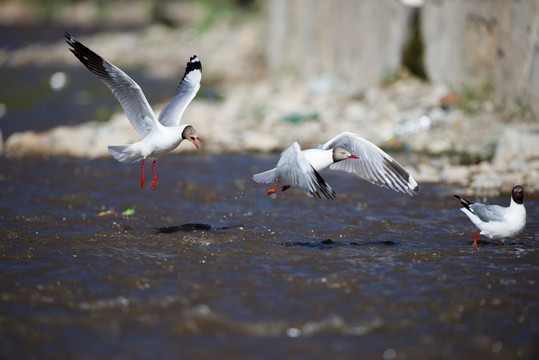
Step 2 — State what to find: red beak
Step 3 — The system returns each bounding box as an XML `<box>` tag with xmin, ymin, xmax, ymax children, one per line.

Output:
<box><xmin>191</xmin><ymin>137</ymin><xmax>201</xmax><ymax>149</ymax></box>
<box><xmin>348</xmin><ymin>154</ymin><xmax>359</xmax><ymax>159</ymax></box>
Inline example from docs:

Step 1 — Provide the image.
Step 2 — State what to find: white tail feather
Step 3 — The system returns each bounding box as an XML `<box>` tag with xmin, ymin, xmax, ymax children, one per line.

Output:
<box><xmin>253</xmin><ymin>168</ymin><xmax>276</xmax><ymax>184</ymax></box>
<box><xmin>108</xmin><ymin>145</ymin><xmax>142</xmax><ymax>164</ymax></box>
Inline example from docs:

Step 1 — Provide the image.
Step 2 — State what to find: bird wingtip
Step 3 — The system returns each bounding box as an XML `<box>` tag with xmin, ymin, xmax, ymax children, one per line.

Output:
<box><xmin>65</xmin><ymin>32</ymin><xmax>73</xmax><ymax>44</ymax></box>
<box><xmin>182</xmin><ymin>55</ymin><xmax>202</xmax><ymax>80</ymax></box>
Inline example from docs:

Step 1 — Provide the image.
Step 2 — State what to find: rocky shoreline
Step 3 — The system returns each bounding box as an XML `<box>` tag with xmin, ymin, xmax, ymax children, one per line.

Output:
<box><xmin>2</xmin><ymin>23</ymin><xmax>538</xmax><ymax>196</ymax></box>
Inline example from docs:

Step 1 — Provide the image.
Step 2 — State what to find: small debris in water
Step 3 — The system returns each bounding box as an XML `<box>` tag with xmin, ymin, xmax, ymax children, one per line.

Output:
<box><xmin>96</xmin><ymin>208</ymin><xmax>135</xmax><ymax>217</ymax></box>
<box><xmin>97</xmin><ymin>208</ymin><xmax>117</xmax><ymax>217</ymax></box>
<box><xmin>121</xmin><ymin>208</ymin><xmax>135</xmax><ymax>216</ymax></box>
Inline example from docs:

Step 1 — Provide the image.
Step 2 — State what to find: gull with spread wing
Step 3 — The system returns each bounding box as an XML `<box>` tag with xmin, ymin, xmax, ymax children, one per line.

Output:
<box><xmin>253</xmin><ymin>132</ymin><xmax>419</xmax><ymax>199</ymax></box>
<box><xmin>65</xmin><ymin>33</ymin><xmax>201</xmax><ymax>189</ymax></box>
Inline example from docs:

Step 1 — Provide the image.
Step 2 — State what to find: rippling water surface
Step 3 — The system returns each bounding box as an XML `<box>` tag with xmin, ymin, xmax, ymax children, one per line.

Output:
<box><xmin>0</xmin><ymin>155</ymin><xmax>538</xmax><ymax>359</ymax></box>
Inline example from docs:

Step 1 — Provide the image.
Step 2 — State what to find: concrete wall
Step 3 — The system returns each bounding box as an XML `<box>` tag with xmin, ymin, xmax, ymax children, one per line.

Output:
<box><xmin>422</xmin><ymin>0</ymin><xmax>539</xmax><ymax>116</ymax></box>
<box><xmin>266</xmin><ymin>0</ymin><xmax>539</xmax><ymax>118</ymax></box>
<box><xmin>266</xmin><ymin>0</ymin><xmax>413</xmax><ymax>88</ymax></box>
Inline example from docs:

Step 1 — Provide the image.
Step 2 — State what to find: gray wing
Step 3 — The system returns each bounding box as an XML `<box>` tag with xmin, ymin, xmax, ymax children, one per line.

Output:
<box><xmin>158</xmin><ymin>56</ymin><xmax>201</xmax><ymax>127</ymax></box>
<box><xmin>320</xmin><ymin>132</ymin><xmax>419</xmax><ymax>196</ymax></box>
<box><xmin>66</xmin><ymin>33</ymin><xmax>156</xmax><ymax>138</ymax></box>
<box><xmin>276</xmin><ymin>142</ymin><xmax>336</xmax><ymax>199</ymax></box>
<box><xmin>469</xmin><ymin>203</ymin><xmax>507</xmax><ymax>223</ymax></box>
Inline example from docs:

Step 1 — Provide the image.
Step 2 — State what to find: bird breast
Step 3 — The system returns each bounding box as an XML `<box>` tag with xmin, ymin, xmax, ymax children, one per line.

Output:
<box><xmin>302</xmin><ymin>149</ymin><xmax>335</xmax><ymax>171</ymax></box>
<box><xmin>141</xmin><ymin>126</ymin><xmax>185</xmax><ymax>158</ymax></box>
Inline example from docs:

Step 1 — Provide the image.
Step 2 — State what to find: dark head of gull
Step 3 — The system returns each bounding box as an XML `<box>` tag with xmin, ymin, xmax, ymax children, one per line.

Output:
<box><xmin>182</xmin><ymin>125</ymin><xmax>201</xmax><ymax>149</ymax></box>
<box><xmin>332</xmin><ymin>147</ymin><xmax>359</xmax><ymax>163</ymax></box>
<box><xmin>512</xmin><ymin>185</ymin><xmax>524</xmax><ymax>205</ymax></box>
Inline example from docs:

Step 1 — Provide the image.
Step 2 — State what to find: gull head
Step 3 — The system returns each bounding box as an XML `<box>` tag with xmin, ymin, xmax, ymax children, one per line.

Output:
<box><xmin>332</xmin><ymin>147</ymin><xmax>359</xmax><ymax>162</ymax></box>
<box><xmin>182</xmin><ymin>125</ymin><xmax>201</xmax><ymax>149</ymax></box>
<box><xmin>512</xmin><ymin>185</ymin><xmax>524</xmax><ymax>204</ymax></box>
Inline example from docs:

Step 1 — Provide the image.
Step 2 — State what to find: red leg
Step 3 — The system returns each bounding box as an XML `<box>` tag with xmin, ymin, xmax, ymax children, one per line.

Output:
<box><xmin>472</xmin><ymin>233</ymin><xmax>480</xmax><ymax>250</ymax></box>
<box><xmin>140</xmin><ymin>159</ymin><xmax>145</xmax><ymax>188</ymax></box>
<box><xmin>267</xmin><ymin>180</ymin><xmax>280</xmax><ymax>195</ymax></box>
<box><xmin>282</xmin><ymin>185</ymin><xmax>291</xmax><ymax>192</ymax></box>
<box><xmin>151</xmin><ymin>160</ymin><xmax>157</xmax><ymax>189</ymax></box>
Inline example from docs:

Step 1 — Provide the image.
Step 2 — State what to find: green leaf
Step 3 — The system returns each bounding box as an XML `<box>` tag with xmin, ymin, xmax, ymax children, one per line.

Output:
<box><xmin>122</xmin><ymin>208</ymin><xmax>135</xmax><ymax>216</ymax></box>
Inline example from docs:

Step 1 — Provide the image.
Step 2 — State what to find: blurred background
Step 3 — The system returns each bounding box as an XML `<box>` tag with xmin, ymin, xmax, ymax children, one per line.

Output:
<box><xmin>0</xmin><ymin>0</ymin><xmax>538</xmax><ymax>194</ymax></box>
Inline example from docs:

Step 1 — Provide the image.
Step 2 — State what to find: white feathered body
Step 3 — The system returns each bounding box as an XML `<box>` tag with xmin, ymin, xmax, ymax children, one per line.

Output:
<box><xmin>302</xmin><ymin>149</ymin><xmax>334</xmax><ymax>172</ymax></box>
<box><xmin>253</xmin><ymin>149</ymin><xmax>333</xmax><ymax>184</ymax></box>
<box><xmin>460</xmin><ymin>198</ymin><xmax>526</xmax><ymax>240</ymax></box>
<box><xmin>108</xmin><ymin>123</ymin><xmax>189</xmax><ymax>163</ymax></box>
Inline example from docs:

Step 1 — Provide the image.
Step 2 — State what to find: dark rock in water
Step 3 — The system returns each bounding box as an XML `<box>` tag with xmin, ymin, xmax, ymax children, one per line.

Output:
<box><xmin>281</xmin><ymin>238</ymin><xmax>344</xmax><ymax>249</ymax></box>
<box><xmin>156</xmin><ymin>223</ymin><xmax>212</xmax><ymax>234</ymax></box>
<box><xmin>349</xmin><ymin>240</ymin><xmax>400</xmax><ymax>246</ymax></box>
<box><xmin>155</xmin><ymin>223</ymin><xmax>242</xmax><ymax>234</ymax></box>
<box><xmin>378</xmin><ymin>240</ymin><xmax>398</xmax><ymax>246</ymax></box>
<box><xmin>281</xmin><ymin>239</ymin><xmax>402</xmax><ymax>249</ymax></box>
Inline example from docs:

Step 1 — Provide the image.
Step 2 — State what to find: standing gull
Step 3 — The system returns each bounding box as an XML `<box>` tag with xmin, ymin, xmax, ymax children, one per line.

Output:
<box><xmin>253</xmin><ymin>132</ymin><xmax>419</xmax><ymax>199</ymax></box>
<box><xmin>454</xmin><ymin>185</ymin><xmax>526</xmax><ymax>249</ymax></box>
<box><xmin>65</xmin><ymin>33</ymin><xmax>202</xmax><ymax>189</ymax></box>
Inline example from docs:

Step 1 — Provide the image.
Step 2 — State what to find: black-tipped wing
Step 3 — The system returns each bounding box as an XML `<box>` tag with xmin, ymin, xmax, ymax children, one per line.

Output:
<box><xmin>454</xmin><ymin>195</ymin><xmax>473</xmax><ymax>212</ymax></box>
<box><xmin>454</xmin><ymin>195</ymin><xmax>506</xmax><ymax>222</ymax></box>
<box><xmin>65</xmin><ymin>33</ymin><xmax>156</xmax><ymax>137</ymax></box>
<box><xmin>276</xmin><ymin>142</ymin><xmax>336</xmax><ymax>199</ymax></box>
<box><xmin>321</xmin><ymin>132</ymin><xmax>419</xmax><ymax>196</ymax></box>
<box><xmin>158</xmin><ymin>55</ymin><xmax>202</xmax><ymax>127</ymax></box>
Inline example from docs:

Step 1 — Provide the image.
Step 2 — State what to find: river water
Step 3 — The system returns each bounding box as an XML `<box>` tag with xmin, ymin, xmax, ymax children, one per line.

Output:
<box><xmin>0</xmin><ymin>154</ymin><xmax>537</xmax><ymax>359</ymax></box>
